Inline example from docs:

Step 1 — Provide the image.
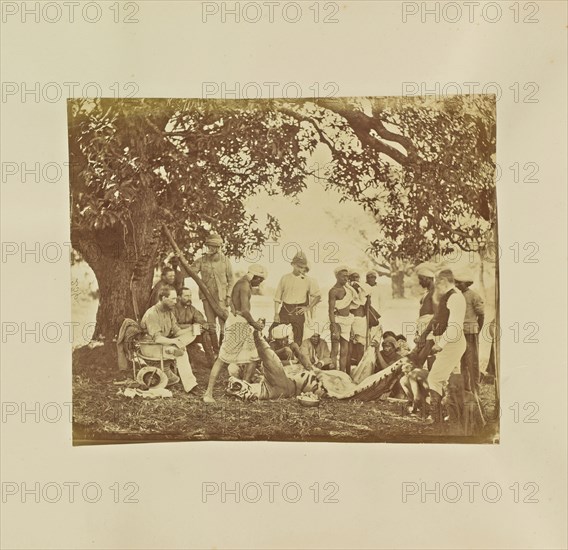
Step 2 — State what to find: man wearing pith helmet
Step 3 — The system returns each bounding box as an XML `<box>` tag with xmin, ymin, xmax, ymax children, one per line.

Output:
<box><xmin>191</xmin><ymin>231</ymin><xmax>234</xmax><ymax>354</ymax></box>
<box><xmin>273</xmin><ymin>250</ymin><xmax>321</xmax><ymax>346</ymax></box>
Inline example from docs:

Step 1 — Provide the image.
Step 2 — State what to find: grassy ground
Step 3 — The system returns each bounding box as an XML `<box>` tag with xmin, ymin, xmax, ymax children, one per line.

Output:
<box><xmin>72</xmin><ymin>345</ymin><xmax>499</xmax><ymax>445</ymax></box>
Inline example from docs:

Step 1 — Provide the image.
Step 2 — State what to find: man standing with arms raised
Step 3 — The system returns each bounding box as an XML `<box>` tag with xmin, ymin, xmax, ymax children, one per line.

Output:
<box><xmin>273</xmin><ymin>251</ymin><xmax>321</xmax><ymax>346</ymax></box>
<box><xmin>203</xmin><ymin>264</ymin><xmax>267</xmax><ymax>403</ymax></box>
<box><xmin>173</xmin><ymin>287</ymin><xmax>216</xmax><ymax>368</ymax></box>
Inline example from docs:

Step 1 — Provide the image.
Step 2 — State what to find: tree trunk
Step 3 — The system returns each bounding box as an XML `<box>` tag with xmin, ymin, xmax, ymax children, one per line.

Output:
<box><xmin>91</xmin><ymin>241</ymin><xmax>137</xmax><ymax>342</ymax></box>
<box><xmin>390</xmin><ymin>257</ymin><xmax>405</xmax><ymax>299</ymax></box>
<box><xmin>391</xmin><ymin>272</ymin><xmax>405</xmax><ymax>299</ymax></box>
<box><xmin>479</xmin><ymin>254</ymin><xmax>486</xmax><ymax>299</ymax></box>
<box><xmin>72</xmin><ymin>189</ymin><xmax>160</xmax><ymax>343</ymax></box>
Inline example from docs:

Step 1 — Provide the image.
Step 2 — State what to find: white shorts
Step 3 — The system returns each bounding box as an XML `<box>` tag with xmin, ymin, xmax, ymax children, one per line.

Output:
<box><xmin>352</xmin><ymin>316</ymin><xmax>367</xmax><ymax>344</ymax></box>
<box><xmin>335</xmin><ymin>314</ymin><xmax>354</xmax><ymax>341</ymax></box>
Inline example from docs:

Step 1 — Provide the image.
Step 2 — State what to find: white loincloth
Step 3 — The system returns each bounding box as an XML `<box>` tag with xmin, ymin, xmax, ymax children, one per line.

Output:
<box><xmin>335</xmin><ymin>314</ymin><xmax>354</xmax><ymax>340</ymax></box>
<box><xmin>218</xmin><ymin>313</ymin><xmax>259</xmax><ymax>364</ymax></box>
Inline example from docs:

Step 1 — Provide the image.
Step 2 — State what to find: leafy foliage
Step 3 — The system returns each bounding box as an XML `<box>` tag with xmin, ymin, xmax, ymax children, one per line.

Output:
<box><xmin>70</xmin><ymin>98</ymin><xmax>317</xmax><ymax>263</ymax></box>
<box><xmin>309</xmin><ymin>96</ymin><xmax>496</xmax><ymax>263</ymax></box>
<box><xmin>70</xmin><ymin>95</ymin><xmax>495</xmax><ymax>265</ymax></box>
<box><xmin>68</xmin><ymin>95</ymin><xmax>496</xmax><ymax>339</ymax></box>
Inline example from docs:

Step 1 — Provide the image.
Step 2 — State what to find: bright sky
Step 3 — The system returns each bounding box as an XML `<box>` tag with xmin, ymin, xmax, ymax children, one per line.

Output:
<box><xmin>241</xmin><ymin>184</ymin><xmax>378</xmax><ymax>289</ymax></box>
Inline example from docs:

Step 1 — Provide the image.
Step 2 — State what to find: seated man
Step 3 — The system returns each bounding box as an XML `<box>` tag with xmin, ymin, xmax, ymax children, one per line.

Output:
<box><xmin>140</xmin><ymin>285</ymin><xmax>198</xmax><ymax>393</ymax></box>
<box><xmin>174</xmin><ymin>287</ymin><xmax>215</xmax><ymax>367</ymax></box>
<box><xmin>269</xmin><ymin>324</ymin><xmax>301</xmax><ymax>365</ymax></box>
<box><xmin>169</xmin><ymin>255</ymin><xmax>186</xmax><ymax>294</ymax></box>
<box><xmin>396</xmin><ymin>334</ymin><xmax>411</xmax><ymax>356</ymax></box>
<box><xmin>300</xmin><ymin>332</ymin><xmax>332</xmax><ymax>370</ymax></box>
<box><xmin>375</xmin><ymin>335</ymin><xmax>402</xmax><ymax>372</ymax></box>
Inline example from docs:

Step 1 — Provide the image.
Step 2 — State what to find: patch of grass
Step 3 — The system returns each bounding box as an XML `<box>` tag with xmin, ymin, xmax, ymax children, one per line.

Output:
<box><xmin>73</xmin><ymin>345</ymin><xmax>499</xmax><ymax>445</ymax></box>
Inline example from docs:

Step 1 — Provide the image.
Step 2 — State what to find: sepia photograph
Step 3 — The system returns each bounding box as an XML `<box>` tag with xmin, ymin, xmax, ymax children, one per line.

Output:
<box><xmin>4</xmin><ymin>0</ymin><xmax>568</xmax><ymax>547</ymax></box>
<box><xmin>69</xmin><ymin>95</ymin><xmax>499</xmax><ymax>445</ymax></box>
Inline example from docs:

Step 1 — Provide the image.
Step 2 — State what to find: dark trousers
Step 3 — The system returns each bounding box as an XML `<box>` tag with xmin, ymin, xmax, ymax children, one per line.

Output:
<box><xmin>460</xmin><ymin>333</ymin><xmax>480</xmax><ymax>393</ymax></box>
<box><xmin>186</xmin><ymin>332</ymin><xmax>216</xmax><ymax>367</ymax></box>
<box><xmin>279</xmin><ymin>304</ymin><xmax>305</xmax><ymax>346</ymax></box>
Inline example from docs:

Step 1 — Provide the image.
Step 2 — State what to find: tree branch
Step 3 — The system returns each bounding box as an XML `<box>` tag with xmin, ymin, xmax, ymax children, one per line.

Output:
<box><xmin>162</xmin><ymin>225</ymin><xmax>228</xmax><ymax>321</ymax></box>
<box><xmin>314</xmin><ymin>99</ymin><xmax>413</xmax><ymax>166</ymax></box>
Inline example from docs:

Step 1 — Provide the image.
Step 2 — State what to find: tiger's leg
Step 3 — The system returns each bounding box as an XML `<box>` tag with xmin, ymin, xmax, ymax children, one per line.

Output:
<box><xmin>400</xmin><ymin>374</ymin><xmax>413</xmax><ymax>412</ymax></box>
<box><xmin>242</xmin><ymin>361</ymin><xmax>257</xmax><ymax>382</ymax></box>
<box><xmin>409</xmin><ymin>377</ymin><xmax>422</xmax><ymax>414</ymax></box>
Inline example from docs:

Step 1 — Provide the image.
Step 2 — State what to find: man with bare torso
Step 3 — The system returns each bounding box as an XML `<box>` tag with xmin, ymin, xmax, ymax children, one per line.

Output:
<box><xmin>202</xmin><ymin>264</ymin><xmax>267</xmax><ymax>403</ymax></box>
<box><xmin>328</xmin><ymin>265</ymin><xmax>366</xmax><ymax>375</ymax></box>
<box><xmin>348</xmin><ymin>270</ymin><xmax>371</xmax><ymax>367</ymax></box>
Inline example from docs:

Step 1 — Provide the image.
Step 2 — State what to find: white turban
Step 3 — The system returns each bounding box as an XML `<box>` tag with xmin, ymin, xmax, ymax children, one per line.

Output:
<box><xmin>334</xmin><ymin>265</ymin><xmax>350</xmax><ymax>276</ymax></box>
<box><xmin>248</xmin><ymin>264</ymin><xmax>267</xmax><ymax>279</ymax></box>
<box><xmin>453</xmin><ymin>268</ymin><xmax>474</xmax><ymax>283</ymax></box>
<box><xmin>416</xmin><ymin>266</ymin><xmax>435</xmax><ymax>278</ymax></box>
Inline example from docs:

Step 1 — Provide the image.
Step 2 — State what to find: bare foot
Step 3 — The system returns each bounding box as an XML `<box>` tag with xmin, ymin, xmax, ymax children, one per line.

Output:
<box><xmin>203</xmin><ymin>394</ymin><xmax>216</xmax><ymax>403</ymax></box>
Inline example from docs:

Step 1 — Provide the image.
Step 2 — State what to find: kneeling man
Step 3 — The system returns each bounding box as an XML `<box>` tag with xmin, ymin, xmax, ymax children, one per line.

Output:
<box><xmin>269</xmin><ymin>324</ymin><xmax>303</xmax><ymax>365</ymax></box>
<box><xmin>300</xmin><ymin>332</ymin><xmax>332</xmax><ymax>369</ymax></box>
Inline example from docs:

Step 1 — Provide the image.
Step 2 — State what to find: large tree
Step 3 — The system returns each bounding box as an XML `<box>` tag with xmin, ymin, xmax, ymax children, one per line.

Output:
<box><xmin>68</xmin><ymin>95</ymin><xmax>496</xmax><ymax>342</ymax></box>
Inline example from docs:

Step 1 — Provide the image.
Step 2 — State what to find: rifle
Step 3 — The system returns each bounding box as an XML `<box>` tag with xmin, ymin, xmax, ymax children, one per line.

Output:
<box><xmin>162</xmin><ymin>225</ymin><xmax>229</xmax><ymax>322</ymax></box>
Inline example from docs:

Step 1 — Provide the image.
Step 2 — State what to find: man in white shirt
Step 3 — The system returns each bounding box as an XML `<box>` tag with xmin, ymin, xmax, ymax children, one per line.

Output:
<box><xmin>273</xmin><ymin>251</ymin><xmax>321</xmax><ymax>345</ymax></box>
<box><xmin>427</xmin><ymin>269</ymin><xmax>467</xmax><ymax>424</ymax></box>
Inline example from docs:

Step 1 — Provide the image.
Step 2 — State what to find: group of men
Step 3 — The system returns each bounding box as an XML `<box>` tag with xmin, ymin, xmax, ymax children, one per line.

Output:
<box><xmin>146</xmin><ymin>232</ymin><xmax>231</xmax><ymax>359</ymax></box>
<box><xmin>139</xmin><ymin>232</ymin><xmax>233</xmax><ymax>393</ymax></box>
<box><xmin>138</xmin><ymin>231</ymin><xmax>486</xmax><ymax>422</ymax></box>
<box><xmin>402</xmin><ymin>266</ymin><xmax>485</xmax><ymax>422</ymax></box>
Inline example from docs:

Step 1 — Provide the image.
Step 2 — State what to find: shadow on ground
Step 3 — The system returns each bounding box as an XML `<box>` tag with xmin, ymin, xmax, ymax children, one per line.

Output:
<box><xmin>72</xmin><ymin>345</ymin><xmax>499</xmax><ymax>446</ymax></box>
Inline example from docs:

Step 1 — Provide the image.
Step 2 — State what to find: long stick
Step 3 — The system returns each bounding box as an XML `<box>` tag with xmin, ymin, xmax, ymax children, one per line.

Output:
<box><xmin>365</xmin><ymin>301</ymin><xmax>370</xmax><ymax>350</ymax></box>
<box><xmin>162</xmin><ymin>225</ymin><xmax>228</xmax><ymax>321</ymax></box>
